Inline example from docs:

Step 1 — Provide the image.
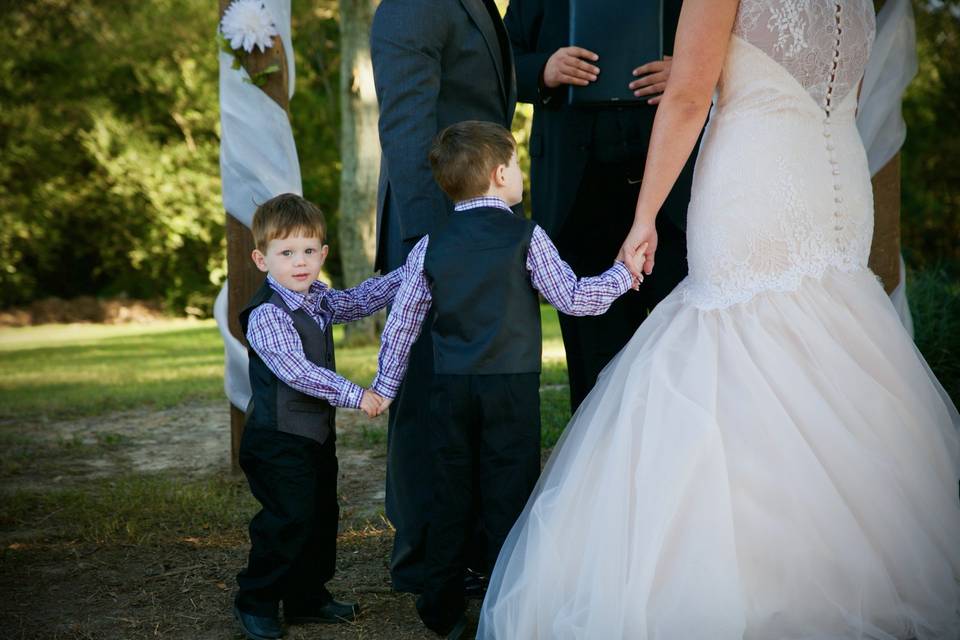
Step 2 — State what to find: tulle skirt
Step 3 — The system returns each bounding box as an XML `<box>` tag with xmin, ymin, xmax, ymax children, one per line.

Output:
<box><xmin>478</xmin><ymin>268</ymin><xmax>960</xmax><ymax>639</ymax></box>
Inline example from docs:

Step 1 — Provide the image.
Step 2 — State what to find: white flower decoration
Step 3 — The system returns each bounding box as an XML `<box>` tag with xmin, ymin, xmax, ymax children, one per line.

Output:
<box><xmin>220</xmin><ymin>0</ymin><xmax>279</xmax><ymax>54</ymax></box>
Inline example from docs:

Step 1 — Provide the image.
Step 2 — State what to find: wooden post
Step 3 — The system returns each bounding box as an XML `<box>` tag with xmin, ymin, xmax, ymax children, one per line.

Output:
<box><xmin>219</xmin><ymin>0</ymin><xmax>292</xmax><ymax>471</ymax></box>
<box><xmin>869</xmin><ymin>153</ymin><xmax>902</xmax><ymax>295</ymax></box>
<box><xmin>864</xmin><ymin>0</ymin><xmax>903</xmax><ymax>296</ymax></box>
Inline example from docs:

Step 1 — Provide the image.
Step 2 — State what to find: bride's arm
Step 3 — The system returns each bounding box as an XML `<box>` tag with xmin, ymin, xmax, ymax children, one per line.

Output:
<box><xmin>620</xmin><ymin>0</ymin><xmax>739</xmax><ymax>277</ymax></box>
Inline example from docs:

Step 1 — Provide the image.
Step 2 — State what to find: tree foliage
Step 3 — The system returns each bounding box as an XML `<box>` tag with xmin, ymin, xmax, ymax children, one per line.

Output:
<box><xmin>901</xmin><ymin>0</ymin><xmax>960</xmax><ymax>274</ymax></box>
<box><xmin>1</xmin><ymin>0</ymin><xmax>224</xmax><ymax>312</ymax></box>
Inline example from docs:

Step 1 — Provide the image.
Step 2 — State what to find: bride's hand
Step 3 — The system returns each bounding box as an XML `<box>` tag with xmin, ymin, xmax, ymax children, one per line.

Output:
<box><xmin>618</xmin><ymin>219</ymin><xmax>658</xmax><ymax>279</ymax></box>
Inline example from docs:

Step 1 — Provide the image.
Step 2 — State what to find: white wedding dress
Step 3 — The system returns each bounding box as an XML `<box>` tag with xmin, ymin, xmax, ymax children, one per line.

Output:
<box><xmin>478</xmin><ymin>1</ymin><xmax>960</xmax><ymax>638</ymax></box>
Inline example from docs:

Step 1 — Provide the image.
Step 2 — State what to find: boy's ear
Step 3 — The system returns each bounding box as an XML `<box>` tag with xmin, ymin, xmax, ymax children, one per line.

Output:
<box><xmin>493</xmin><ymin>163</ymin><xmax>507</xmax><ymax>187</ymax></box>
<box><xmin>319</xmin><ymin>244</ymin><xmax>330</xmax><ymax>263</ymax></box>
<box><xmin>251</xmin><ymin>249</ymin><xmax>269</xmax><ymax>273</ymax></box>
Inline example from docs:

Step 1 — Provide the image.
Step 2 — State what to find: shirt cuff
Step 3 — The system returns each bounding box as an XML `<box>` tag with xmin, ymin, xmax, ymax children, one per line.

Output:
<box><xmin>338</xmin><ymin>380</ymin><xmax>366</xmax><ymax>410</ymax></box>
<box><xmin>371</xmin><ymin>373</ymin><xmax>402</xmax><ymax>400</ymax></box>
<box><xmin>609</xmin><ymin>261</ymin><xmax>635</xmax><ymax>293</ymax></box>
<box><xmin>538</xmin><ymin>64</ymin><xmax>562</xmax><ymax>106</ymax></box>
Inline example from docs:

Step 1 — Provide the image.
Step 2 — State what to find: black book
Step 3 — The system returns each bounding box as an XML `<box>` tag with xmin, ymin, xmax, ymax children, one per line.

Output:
<box><xmin>568</xmin><ymin>0</ymin><xmax>663</xmax><ymax>107</ymax></box>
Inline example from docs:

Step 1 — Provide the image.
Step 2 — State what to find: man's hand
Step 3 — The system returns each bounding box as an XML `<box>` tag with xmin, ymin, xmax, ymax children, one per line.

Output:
<box><xmin>360</xmin><ymin>389</ymin><xmax>389</xmax><ymax>418</ymax></box>
<box><xmin>629</xmin><ymin>55</ymin><xmax>672</xmax><ymax>104</ymax></box>
<box><xmin>542</xmin><ymin>46</ymin><xmax>600</xmax><ymax>88</ymax></box>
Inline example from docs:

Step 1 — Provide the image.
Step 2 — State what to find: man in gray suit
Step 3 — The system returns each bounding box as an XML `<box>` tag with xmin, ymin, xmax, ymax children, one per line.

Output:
<box><xmin>370</xmin><ymin>0</ymin><xmax>517</xmax><ymax>598</ymax></box>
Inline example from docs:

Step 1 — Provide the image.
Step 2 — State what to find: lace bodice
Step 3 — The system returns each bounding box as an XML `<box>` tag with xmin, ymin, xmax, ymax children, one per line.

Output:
<box><xmin>733</xmin><ymin>0</ymin><xmax>875</xmax><ymax>111</ymax></box>
<box><xmin>679</xmin><ymin>0</ymin><xmax>878</xmax><ymax>310</ymax></box>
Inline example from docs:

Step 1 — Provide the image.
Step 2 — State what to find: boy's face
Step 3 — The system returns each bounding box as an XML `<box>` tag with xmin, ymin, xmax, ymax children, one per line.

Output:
<box><xmin>251</xmin><ymin>233</ymin><xmax>329</xmax><ymax>293</ymax></box>
<box><xmin>500</xmin><ymin>151</ymin><xmax>524</xmax><ymax>207</ymax></box>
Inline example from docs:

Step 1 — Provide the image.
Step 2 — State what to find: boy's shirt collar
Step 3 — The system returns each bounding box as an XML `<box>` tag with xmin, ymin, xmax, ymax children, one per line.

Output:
<box><xmin>454</xmin><ymin>196</ymin><xmax>514</xmax><ymax>214</ymax></box>
<box><xmin>266</xmin><ymin>274</ymin><xmax>328</xmax><ymax>312</ymax></box>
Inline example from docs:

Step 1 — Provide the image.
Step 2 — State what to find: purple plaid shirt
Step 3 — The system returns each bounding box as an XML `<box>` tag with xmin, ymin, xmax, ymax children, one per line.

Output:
<box><xmin>372</xmin><ymin>196</ymin><xmax>633</xmax><ymax>398</ymax></box>
<box><xmin>246</xmin><ymin>271</ymin><xmax>401</xmax><ymax>409</ymax></box>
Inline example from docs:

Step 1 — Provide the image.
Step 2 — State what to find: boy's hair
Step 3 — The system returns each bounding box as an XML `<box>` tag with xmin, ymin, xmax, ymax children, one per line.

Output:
<box><xmin>429</xmin><ymin>120</ymin><xmax>516</xmax><ymax>202</ymax></box>
<box><xmin>251</xmin><ymin>193</ymin><xmax>327</xmax><ymax>250</ymax></box>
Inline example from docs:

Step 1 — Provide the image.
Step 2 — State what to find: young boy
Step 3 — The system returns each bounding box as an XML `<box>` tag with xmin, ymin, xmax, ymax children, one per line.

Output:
<box><xmin>371</xmin><ymin>121</ymin><xmax>643</xmax><ymax>638</ymax></box>
<box><xmin>234</xmin><ymin>193</ymin><xmax>399</xmax><ymax>640</ymax></box>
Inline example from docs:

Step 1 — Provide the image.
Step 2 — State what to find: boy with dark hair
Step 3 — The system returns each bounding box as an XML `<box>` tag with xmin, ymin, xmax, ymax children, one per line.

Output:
<box><xmin>371</xmin><ymin>121</ymin><xmax>644</xmax><ymax>638</ymax></box>
<box><xmin>233</xmin><ymin>193</ymin><xmax>398</xmax><ymax>640</ymax></box>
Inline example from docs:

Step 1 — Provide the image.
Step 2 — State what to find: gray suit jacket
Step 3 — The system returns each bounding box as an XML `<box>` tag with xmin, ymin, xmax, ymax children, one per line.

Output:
<box><xmin>371</xmin><ymin>0</ymin><xmax>517</xmax><ymax>271</ymax></box>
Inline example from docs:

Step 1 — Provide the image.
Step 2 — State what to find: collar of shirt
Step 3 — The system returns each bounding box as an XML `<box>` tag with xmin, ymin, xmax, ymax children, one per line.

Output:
<box><xmin>266</xmin><ymin>274</ymin><xmax>329</xmax><ymax>316</ymax></box>
<box><xmin>453</xmin><ymin>196</ymin><xmax>514</xmax><ymax>214</ymax></box>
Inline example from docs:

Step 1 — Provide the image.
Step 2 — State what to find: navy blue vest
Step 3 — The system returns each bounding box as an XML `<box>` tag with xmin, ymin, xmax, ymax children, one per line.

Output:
<box><xmin>424</xmin><ymin>207</ymin><xmax>542</xmax><ymax>375</ymax></box>
<box><xmin>239</xmin><ymin>282</ymin><xmax>336</xmax><ymax>444</ymax></box>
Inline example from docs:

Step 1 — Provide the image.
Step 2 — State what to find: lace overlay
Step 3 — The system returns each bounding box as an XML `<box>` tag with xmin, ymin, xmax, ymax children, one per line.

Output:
<box><xmin>733</xmin><ymin>0</ymin><xmax>875</xmax><ymax>109</ymax></box>
<box><xmin>680</xmin><ymin>0</ymin><xmax>877</xmax><ymax>310</ymax></box>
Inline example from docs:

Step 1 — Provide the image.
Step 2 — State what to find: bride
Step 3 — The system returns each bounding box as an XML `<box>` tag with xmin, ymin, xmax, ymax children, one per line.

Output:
<box><xmin>478</xmin><ymin>0</ymin><xmax>960</xmax><ymax>638</ymax></box>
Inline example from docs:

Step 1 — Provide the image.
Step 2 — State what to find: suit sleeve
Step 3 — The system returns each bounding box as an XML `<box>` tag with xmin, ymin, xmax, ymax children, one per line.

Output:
<box><xmin>503</xmin><ymin>0</ymin><xmax>559</xmax><ymax>106</ymax></box>
<box><xmin>370</xmin><ymin>0</ymin><xmax>451</xmax><ymax>242</ymax></box>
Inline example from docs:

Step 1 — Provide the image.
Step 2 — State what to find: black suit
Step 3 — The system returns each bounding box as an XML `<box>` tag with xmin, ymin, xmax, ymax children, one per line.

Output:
<box><xmin>504</xmin><ymin>0</ymin><xmax>697</xmax><ymax>410</ymax></box>
<box><xmin>370</xmin><ymin>0</ymin><xmax>517</xmax><ymax>593</ymax></box>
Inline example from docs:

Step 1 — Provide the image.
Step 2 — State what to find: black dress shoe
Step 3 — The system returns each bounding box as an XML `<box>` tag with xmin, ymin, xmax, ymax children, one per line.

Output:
<box><xmin>464</xmin><ymin>568</ymin><xmax>488</xmax><ymax>600</ymax></box>
<box><xmin>284</xmin><ymin>598</ymin><xmax>360</xmax><ymax>625</ymax></box>
<box><xmin>233</xmin><ymin>605</ymin><xmax>284</xmax><ymax>640</ymax></box>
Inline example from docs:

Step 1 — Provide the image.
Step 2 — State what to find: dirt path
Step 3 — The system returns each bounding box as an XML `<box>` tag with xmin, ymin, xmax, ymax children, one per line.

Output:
<box><xmin>0</xmin><ymin>401</ymin><xmax>481</xmax><ymax>639</ymax></box>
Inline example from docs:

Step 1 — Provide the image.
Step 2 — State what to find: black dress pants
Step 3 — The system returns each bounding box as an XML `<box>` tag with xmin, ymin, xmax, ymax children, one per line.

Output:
<box><xmin>416</xmin><ymin>373</ymin><xmax>542</xmax><ymax>635</ymax></box>
<box><xmin>236</xmin><ymin>427</ymin><xmax>339</xmax><ymax>617</ymax></box>
<box><xmin>381</xmin><ymin>210</ymin><xmax>439</xmax><ymax>593</ymax></box>
<box><xmin>384</xmin><ymin>315</ymin><xmax>437</xmax><ymax>592</ymax></box>
<box><xmin>555</xmin><ymin>160</ymin><xmax>688</xmax><ymax>412</ymax></box>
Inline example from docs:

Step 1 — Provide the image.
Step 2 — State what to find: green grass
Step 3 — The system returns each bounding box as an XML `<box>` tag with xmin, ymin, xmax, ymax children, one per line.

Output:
<box><xmin>1</xmin><ymin>473</ymin><xmax>256</xmax><ymax>545</ymax></box>
<box><xmin>0</xmin><ymin>306</ymin><xmax>573</xmax><ymax>424</ymax></box>
<box><xmin>0</xmin><ymin>320</ymin><xmax>226</xmax><ymax>419</ymax></box>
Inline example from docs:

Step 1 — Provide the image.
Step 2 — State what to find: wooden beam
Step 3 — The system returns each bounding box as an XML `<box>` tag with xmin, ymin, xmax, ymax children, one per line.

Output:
<box><xmin>219</xmin><ymin>0</ymin><xmax>291</xmax><ymax>471</ymax></box>
<box><xmin>869</xmin><ymin>153</ymin><xmax>901</xmax><ymax>295</ymax></box>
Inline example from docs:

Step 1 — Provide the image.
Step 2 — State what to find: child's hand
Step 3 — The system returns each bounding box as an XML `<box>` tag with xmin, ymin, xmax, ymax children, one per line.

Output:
<box><xmin>617</xmin><ymin>242</ymin><xmax>647</xmax><ymax>290</ymax></box>
<box><xmin>360</xmin><ymin>390</ymin><xmax>387</xmax><ymax>418</ymax></box>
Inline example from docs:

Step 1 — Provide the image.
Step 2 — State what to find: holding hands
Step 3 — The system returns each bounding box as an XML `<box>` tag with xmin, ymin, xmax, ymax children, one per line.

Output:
<box><xmin>619</xmin><ymin>219</ymin><xmax>657</xmax><ymax>282</ymax></box>
<box><xmin>360</xmin><ymin>389</ymin><xmax>392</xmax><ymax>418</ymax></box>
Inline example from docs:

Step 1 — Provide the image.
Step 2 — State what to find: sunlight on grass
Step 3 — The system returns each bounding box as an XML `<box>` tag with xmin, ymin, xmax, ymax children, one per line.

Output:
<box><xmin>0</xmin><ymin>319</ymin><xmax>215</xmax><ymax>351</ymax></box>
<box><xmin>0</xmin><ymin>306</ymin><xmax>573</xmax><ymax>425</ymax></box>
<box><xmin>0</xmin><ymin>321</ymin><xmax>227</xmax><ymax>419</ymax></box>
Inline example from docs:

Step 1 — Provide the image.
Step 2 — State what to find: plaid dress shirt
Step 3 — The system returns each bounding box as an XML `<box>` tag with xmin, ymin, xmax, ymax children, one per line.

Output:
<box><xmin>246</xmin><ymin>271</ymin><xmax>401</xmax><ymax>409</ymax></box>
<box><xmin>372</xmin><ymin>196</ymin><xmax>633</xmax><ymax>398</ymax></box>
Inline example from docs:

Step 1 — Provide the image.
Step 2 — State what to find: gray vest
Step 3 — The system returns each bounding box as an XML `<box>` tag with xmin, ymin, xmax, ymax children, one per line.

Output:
<box><xmin>424</xmin><ymin>207</ymin><xmax>542</xmax><ymax>375</ymax></box>
<box><xmin>240</xmin><ymin>283</ymin><xmax>336</xmax><ymax>444</ymax></box>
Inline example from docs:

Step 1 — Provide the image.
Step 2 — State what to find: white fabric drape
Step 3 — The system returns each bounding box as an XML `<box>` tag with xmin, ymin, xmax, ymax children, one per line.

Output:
<box><xmin>217</xmin><ymin>0</ymin><xmax>300</xmax><ymax>410</ymax></box>
<box><xmin>857</xmin><ymin>0</ymin><xmax>917</xmax><ymax>334</ymax></box>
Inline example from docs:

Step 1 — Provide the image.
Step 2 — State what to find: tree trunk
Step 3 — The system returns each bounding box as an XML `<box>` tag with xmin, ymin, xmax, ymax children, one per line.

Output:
<box><xmin>338</xmin><ymin>0</ymin><xmax>382</xmax><ymax>346</ymax></box>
